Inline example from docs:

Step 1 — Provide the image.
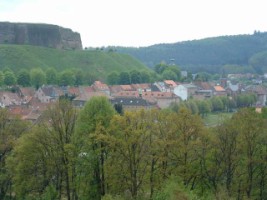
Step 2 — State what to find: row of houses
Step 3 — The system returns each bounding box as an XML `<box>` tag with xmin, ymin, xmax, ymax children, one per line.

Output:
<box><xmin>1</xmin><ymin>79</ymin><xmax>267</xmax><ymax>122</ymax></box>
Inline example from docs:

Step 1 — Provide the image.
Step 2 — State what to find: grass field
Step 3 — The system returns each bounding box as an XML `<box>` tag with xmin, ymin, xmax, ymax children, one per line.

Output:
<box><xmin>0</xmin><ymin>44</ymin><xmax>151</xmax><ymax>80</ymax></box>
<box><xmin>203</xmin><ymin>112</ymin><xmax>233</xmax><ymax>127</ymax></box>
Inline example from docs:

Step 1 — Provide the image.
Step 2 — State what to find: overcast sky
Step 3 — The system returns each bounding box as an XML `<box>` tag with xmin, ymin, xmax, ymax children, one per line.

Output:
<box><xmin>1</xmin><ymin>0</ymin><xmax>267</xmax><ymax>48</ymax></box>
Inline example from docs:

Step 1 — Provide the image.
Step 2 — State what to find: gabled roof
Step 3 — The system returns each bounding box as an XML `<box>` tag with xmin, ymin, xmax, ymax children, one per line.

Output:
<box><xmin>40</xmin><ymin>86</ymin><xmax>55</xmax><ymax>97</ymax></box>
<box><xmin>0</xmin><ymin>91</ymin><xmax>22</xmax><ymax>106</ymax></box>
<box><xmin>245</xmin><ymin>85</ymin><xmax>267</xmax><ymax>95</ymax></box>
<box><xmin>227</xmin><ymin>83</ymin><xmax>239</xmax><ymax>92</ymax></box>
<box><xmin>151</xmin><ymin>84</ymin><xmax>161</xmax><ymax>92</ymax></box>
<box><xmin>19</xmin><ymin>87</ymin><xmax>35</xmax><ymax>97</ymax></box>
<box><xmin>93</xmin><ymin>81</ymin><xmax>109</xmax><ymax>90</ymax></box>
<box><xmin>164</xmin><ymin>80</ymin><xmax>177</xmax><ymax>87</ymax></box>
<box><xmin>194</xmin><ymin>81</ymin><xmax>214</xmax><ymax>90</ymax></box>
<box><xmin>213</xmin><ymin>85</ymin><xmax>226</xmax><ymax>92</ymax></box>
<box><xmin>109</xmin><ymin>85</ymin><xmax>124</xmax><ymax>94</ymax></box>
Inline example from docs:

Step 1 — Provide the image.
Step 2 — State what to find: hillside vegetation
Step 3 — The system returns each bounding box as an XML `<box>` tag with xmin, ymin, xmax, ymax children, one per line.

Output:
<box><xmin>116</xmin><ymin>31</ymin><xmax>267</xmax><ymax>74</ymax></box>
<box><xmin>0</xmin><ymin>44</ymin><xmax>150</xmax><ymax>80</ymax></box>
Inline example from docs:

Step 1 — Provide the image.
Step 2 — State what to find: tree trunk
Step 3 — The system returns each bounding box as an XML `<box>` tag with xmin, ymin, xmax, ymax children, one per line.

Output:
<box><xmin>150</xmin><ymin>158</ymin><xmax>156</xmax><ymax>199</ymax></box>
<box><xmin>100</xmin><ymin>144</ymin><xmax>105</xmax><ymax>196</ymax></box>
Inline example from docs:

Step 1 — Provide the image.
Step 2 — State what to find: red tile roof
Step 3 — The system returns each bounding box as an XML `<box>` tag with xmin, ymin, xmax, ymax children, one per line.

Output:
<box><xmin>120</xmin><ymin>85</ymin><xmax>133</xmax><ymax>91</ymax></box>
<box><xmin>164</xmin><ymin>80</ymin><xmax>177</xmax><ymax>87</ymax></box>
<box><xmin>109</xmin><ymin>85</ymin><xmax>124</xmax><ymax>94</ymax></box>
<box><xmin>131</xmin><ymin>84</ymin><xmax>151</xmax><ymax>90</ymax></box>
<box><xmin>68</xmin><ymin>87</ymin><xmax>80</xmax><ymax>96</ymax></box>
<box><xmin>81</xmin><ymin>86</ymin><xmax>95</xmax><ymax>93</ymax></box>
<box><xmin>93</xmin><ymin>81</ymin><xmax>109</xmax><ymax>90</ymax></box>
<box><xmin>214</xmin><ymin>85</ymin><xmax>226</xmax><ymax>92</ymax></box>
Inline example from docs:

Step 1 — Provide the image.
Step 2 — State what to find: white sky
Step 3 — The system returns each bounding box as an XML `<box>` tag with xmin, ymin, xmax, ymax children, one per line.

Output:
<box><xmin>1</xmin><ymin>0</ymin><xmax>267</xmax><ymax>48</ymax></box>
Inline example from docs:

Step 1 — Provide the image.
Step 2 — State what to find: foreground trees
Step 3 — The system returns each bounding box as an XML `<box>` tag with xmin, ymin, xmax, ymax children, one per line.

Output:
<box><xmin>8</xmin><ymin>100</ymin><xmax>78</xmax><ymax>199</ymax></box>
<box><xmin>0</xmin><ymin>109</ymin><xmax>27</xmax><ymax>199</ymax></box>
<box><xmin>3</xmin><ymin>98</ymin><xmax>267</xmax><ymax>199</ymax></box>
<box><xmin>201</xmin><ymin>108</ymin><xmax>267</xmax><ymax>199</ymax></box>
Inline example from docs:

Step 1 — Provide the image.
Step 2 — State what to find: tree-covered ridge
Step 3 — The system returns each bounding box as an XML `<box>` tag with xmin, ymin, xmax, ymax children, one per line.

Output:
<box><xmin>1</xmin><ymin>97</ymin><xmax>267</xmax><ymax>200</ymax></box>
<box><xmin>0</xmin><ymin>44</ymin><xmax>150</xmax><ymax>81</ymax></box>
<box><xmin>116</xmin><ymin>32</ymin><xmax>267</xmax><ymax>74</ymax></box>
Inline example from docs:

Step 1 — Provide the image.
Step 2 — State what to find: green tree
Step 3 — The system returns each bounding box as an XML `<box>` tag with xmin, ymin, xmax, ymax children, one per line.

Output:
<box><xmin>46</xmin><ymin>67</ymin><xmax>58</xmax><ymax>85</ymax></box>
<box><xmin>119</xmin><ymin>72</ymin><xmax>130</xmax><ymax>84</ymax></box>
<box><xmin>59</xmin><ymin>70</ymin><xmax>75</xmax><ymax>86</ymax></box>
<box><xmin>187</xmin><ymin>100</ymin><xmax>199</xmax><ymax>114</ymax></box>
<box><xmin>84</xmin><ymin>72</ymin><xmax>97</xmax><ymax>85</ymax></box>
<box><xmin>9</xmin><ymin>100</ymin><xmax>78</xmax><ymax>200</ymax></box>
<box><xmin>210</xmin><ymin>97</ymin><xmax>224</xmax><ymax>112</ymax></box>
<box><xmin>140</xmin><ymin>71</ymin><xmax>151</xmax><ymax>83</ymax></box>
<box><xmin>169</xmin><ymin>108</ymin><xmax>204</xmax><ymax>188</ymax></box>
<box><xmin>0</xmin><ymin>71</ymin><xmax>4</xmax><ymax>86</ymax></box>
<box><xmin>104</xmin><ymin>109</ymin><xmax>162</xmax><ymax>199</ymax></box>
<box><xmin>195</xmin><ymin>72</ymin><xmax>212</xmax><ymax>82</ymax></box>
<box><xmin>168</xmin><ymin>65</ymin><xmax>181</xmax><ymax>81</ymax></box>
<box><xmin>107</xmin><ymin>72</ymin><xmax>119</xmax><ymax>85</ymax></box>
<box><xmin>17</xmin><ymin>69</ymin><xmax>31</xmax><ymax>86</ymax></box>
<box><xmin>0</xmin><ymin>109</ymin><xmax>27</xmax><ymax>199</ymax></box>
<box><xmin>162</xmin><ymin>69</ymin><xmax>177</xmax><ymax>81</ymax></box>
<box><xmin>74</xmin><ymin>69</ymin><xmax>84</xmax><ymax>86</ymax></box>
<box><xmin>213</xmin><ymin>119</ymin><xmax>240</xmax><ymax>196</ymax></box>
<box><xmin>75</xmin><ymin>96</ymin><xmax>115</xmax><ymax>199</ymax></box>
<box><xmin>232</xmin><ymin>108</ymin><xmax>266</xmax><ymax>198</ymax></box>
<box><xmin>197</xmin><ymin>100</ymin><xmax>211</xmax><ymax>117</ymax></box>
<box><xmin>4</xmin><ymin>70</ymin><xmax>16</xmax><ymax>86</ymax></box>
<box><xmin>130</xmin><ymin>70</ymin><xmax>141</xmax><ymax>84</ymax></box>
<box><xmin>30</xmin><ymin>68</ymin><xmax>46</xmax><ymax>89</ymax></box>
<box><xmin>235</xmin><ymin>94</ymin><xmax>257</xmax><ymax>108</ymax></box>
<box><xmin>154</xmin><ymin>62</ymin><xmax>168</xmax><ymax>74</ymax></box>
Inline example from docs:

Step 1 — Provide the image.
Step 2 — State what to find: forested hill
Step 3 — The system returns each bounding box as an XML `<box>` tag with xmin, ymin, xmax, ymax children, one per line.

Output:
<box><xmin>0</xmin><ymin>44</ymin><xmax>150</xmax><ymax>80</ymax></box>
<box><xmin>116</xmin><ymin>32</ymin><xmax>267</xmax><ymax>74</ymax></box>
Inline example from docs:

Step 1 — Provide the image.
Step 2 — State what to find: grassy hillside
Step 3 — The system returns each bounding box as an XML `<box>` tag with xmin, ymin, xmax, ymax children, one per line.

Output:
<box><xmin>0</xmin><ymin>44</ymin><xmax>150</xmax><ymax>80</ymax></box>
<box><xmin>116</xmin><ymin>32</ymin><xmax>267</xmax><ymax>74</ymax></box>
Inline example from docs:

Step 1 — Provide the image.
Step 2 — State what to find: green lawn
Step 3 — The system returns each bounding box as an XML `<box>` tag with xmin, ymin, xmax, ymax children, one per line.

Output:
<box><xmin>203</xmin><ymin>112</ymin><xmax>233</xmax><ymax>127</ymax></box>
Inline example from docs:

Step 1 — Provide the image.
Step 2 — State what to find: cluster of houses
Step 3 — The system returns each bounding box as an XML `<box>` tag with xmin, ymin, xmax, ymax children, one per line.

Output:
<box><xmin>0</xmin><ymin>78</ymin><xmax>267</xmax><ymax>122</ymax></box>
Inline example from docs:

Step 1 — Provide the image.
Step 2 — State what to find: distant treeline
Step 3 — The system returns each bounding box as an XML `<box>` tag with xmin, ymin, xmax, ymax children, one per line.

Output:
<box><xmin>115</xmin><ymin>31</ymin><xmax>267</xmax><ymax>74</ymax></box>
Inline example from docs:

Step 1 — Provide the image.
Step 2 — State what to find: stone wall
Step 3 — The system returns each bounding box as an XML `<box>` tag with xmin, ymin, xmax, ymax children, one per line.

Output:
<box><xmin>0</xmin><ymin>22</ymin><xmax>82</xmax><ymax>50</ymax></box>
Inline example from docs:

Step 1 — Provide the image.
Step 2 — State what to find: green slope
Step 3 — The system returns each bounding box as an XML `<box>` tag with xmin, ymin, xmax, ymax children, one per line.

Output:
<box><xmin>0</xmin><ymin>44</ymin><xmax>150</xmax><ymax>79</ymax></box>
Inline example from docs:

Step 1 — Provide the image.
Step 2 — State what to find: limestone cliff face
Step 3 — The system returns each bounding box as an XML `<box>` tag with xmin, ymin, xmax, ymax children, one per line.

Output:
<box><xmin>0</xmin><ymin>22</ymin><xmax>83</xmax><ymax>50</ymax></box>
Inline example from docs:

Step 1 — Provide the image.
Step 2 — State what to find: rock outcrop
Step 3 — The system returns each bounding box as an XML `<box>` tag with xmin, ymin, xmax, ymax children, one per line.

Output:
<box><xmin>0</xmin><ymin>22</ymin><xmax>82</xmax><ymax>50</ymax></box>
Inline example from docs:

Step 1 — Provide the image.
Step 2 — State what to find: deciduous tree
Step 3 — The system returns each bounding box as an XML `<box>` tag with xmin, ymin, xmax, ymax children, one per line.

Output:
<box><xmin>75</xmin><ymin>96</ymin><xmax>115</xmax><ymax>199</ymax></box>
<box><xmin>30</xmin><ymin>68</ymin><xmax>46</xmax><ymax>89</ymax></box>
<box><xmin>17</xmin><ymin>69</ymin><xmax>31</xmax><ymax>86</ymax></box>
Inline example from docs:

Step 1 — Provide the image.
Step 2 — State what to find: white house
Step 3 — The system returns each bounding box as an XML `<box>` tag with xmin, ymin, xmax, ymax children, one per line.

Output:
<box><xmin>173</xmin><ymin>84</ymin><xmax>197</xmax><ymax>101</ymax></box>
<box><xmin>174</xmin><ymin>85</ymin><xmax>188</xmax><ymax>100</ymax></box>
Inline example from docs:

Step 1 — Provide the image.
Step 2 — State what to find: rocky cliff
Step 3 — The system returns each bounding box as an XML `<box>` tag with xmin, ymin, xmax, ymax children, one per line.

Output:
<box><xmin>0</xmin><ymin>22</ymin><xmax>82</xmax><ymax>50</ymax></box>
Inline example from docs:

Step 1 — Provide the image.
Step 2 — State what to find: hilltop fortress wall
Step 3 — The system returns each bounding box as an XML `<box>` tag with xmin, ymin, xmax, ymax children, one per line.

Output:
<box><xmin>0</xmin><ymin>22</ymin><xmax>82</xmax><ymax>50</ymax></box>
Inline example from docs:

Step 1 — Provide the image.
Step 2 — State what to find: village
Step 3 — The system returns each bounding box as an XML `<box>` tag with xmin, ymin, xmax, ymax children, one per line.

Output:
<box><xmin>0</xmin><ymin>72</ymin><xmax>266</xmax><ymax>123</ymax></box>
